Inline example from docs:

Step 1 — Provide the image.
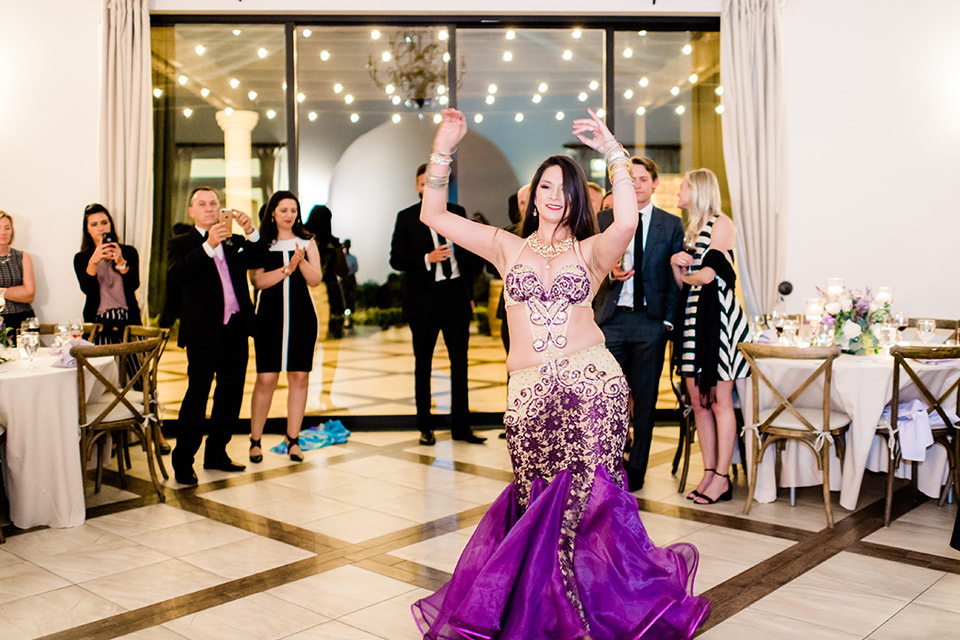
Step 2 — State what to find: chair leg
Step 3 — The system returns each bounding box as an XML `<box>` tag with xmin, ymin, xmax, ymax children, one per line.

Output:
<box><xmin>153</xmin><ymin>417</ymin><xmax>169</xmax><ymax>481</ymax></box>
<box><xmin>822</xmin><ymin>443</ymin><xmax>835</xmax><ymax>529</ymax></box>
<box><xmin>672</xmin><ymin>419</ymin><xmax>685</xmax><ymax>476</ymax></box>
<box><xmin>938</xmin><ymin>438</ymin><xmax>957</xmax><ymax>508</ymax></box>
<box><xmin>884</xmin><ymin>439</ymin><xmax>897</xmax><ymax>527</ymax></box>
<box><xmin>142</xmin><ymin>426</ymin><xmax>165</xmax><ymax>503</ymax></box>
<box><xmin>678</xmin><ymin>417</ymin><xmax>693</xmax><ymax>494</ymax></box>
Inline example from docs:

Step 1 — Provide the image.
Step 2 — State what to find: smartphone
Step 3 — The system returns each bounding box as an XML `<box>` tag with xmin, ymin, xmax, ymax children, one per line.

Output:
<box><xmin>101</xmin><ymin>231</ymin><xmax>118</xmax><ymax>245</ymax></box>
<box><xmin>218</xmin><ymin>208</ymin><xmax>234</xmax><ymax>226</ymax></box>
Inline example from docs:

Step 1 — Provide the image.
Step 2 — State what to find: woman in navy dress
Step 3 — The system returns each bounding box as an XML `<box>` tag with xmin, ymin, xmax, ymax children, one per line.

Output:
<box><xmin>248</xmin><ymin>191</ymin><xmax>322</xmax><ymax>463</ymax></box>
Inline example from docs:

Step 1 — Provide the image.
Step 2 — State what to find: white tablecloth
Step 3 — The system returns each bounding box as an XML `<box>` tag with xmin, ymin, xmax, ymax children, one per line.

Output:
<box><xmin>0</xmin><ymin>349</ymin><xmax>117</xmax><ymax>528</ymax></box>
<box><xmin>736</xmin><ymin>353</ymin><xmax>959</xmax><ymax>511</ymax></box>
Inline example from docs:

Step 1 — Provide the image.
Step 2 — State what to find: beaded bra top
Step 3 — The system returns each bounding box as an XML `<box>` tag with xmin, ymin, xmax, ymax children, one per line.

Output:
<box><xmin>504</xmin><ymin>238</ymin><xmax>593</xmax><ymax>359</ymax></box>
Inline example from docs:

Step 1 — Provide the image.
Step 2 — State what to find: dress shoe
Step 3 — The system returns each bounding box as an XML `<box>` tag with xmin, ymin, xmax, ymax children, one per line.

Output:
<box><xmin>174</xmin><ymin>468</ymin><xmax>198</xmax><ymax>485</ymax></box>
<box><xmin>419</xmin><ymin>431</ymin><xmax>436</xmax><ymax>446</ymax></box>
<box><xmin>203</xmin><ymin>457</ymin><xmax>246</xmax><ymax>472</ymax></box>
<box><xmin>452</xmin><ymin>432</ymin><xmax>487</xmax><ymax>444</ymax></box>
<box><xmin>626</xmin><ymin>467</ymin><xmax>644</xmax><ymax>492</ymax></box>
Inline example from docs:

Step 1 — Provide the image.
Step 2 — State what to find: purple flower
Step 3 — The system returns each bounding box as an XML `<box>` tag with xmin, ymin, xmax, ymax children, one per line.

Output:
<box><xmin>822</xmin><ymin>315</ymin><xmax>836</xmax><ymax>327</ymax></box>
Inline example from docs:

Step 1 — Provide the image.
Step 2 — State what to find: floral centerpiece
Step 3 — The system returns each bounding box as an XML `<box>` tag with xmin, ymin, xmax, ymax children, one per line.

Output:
<box><xmin>0</xmin><ymin>318</ymin><xmax>14</xmax><ymax>362</ymax></box>
<box><xmin>818</xmin><ymin>286</ymin><xmax>892</xmax><ymax>355</ymax></box>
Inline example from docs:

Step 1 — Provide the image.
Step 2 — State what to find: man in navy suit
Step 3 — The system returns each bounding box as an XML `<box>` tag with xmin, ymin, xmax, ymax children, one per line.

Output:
<box><xmin>166</xmin><ymin>187</ymin><xmax>257</xmax><ymax>485</ymax></box>
<box><xmin>390</xmin><ymin>164</ymin><xmax>485</xmax><ymax>446</ymax></box>
<box><xmin>594</xmin><ymin>157</ymin><xmax>683</xmax><ymax>491</ymax></box>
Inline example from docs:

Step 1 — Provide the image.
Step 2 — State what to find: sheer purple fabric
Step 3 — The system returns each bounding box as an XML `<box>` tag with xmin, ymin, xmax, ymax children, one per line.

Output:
<box><xmin>413</xmin><ymin>467</ymin><xmax>709</xmax><ymax>639</ymax></box>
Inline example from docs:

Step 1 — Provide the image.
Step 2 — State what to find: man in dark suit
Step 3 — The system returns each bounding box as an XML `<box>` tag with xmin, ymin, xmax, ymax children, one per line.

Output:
<box><xmin>594</xmin><ymin>157</ymin><xmax>683</xmax><ymax>491</ymax></box>
<box><xmin>390</xmin><ymin>164</ymin><xmax>485</xmax><ymax>446</ymax></box>
<box><xmin>166</xmin><ymin>187</ymin><xmax>257</xmax><ymax>485</ymax></box>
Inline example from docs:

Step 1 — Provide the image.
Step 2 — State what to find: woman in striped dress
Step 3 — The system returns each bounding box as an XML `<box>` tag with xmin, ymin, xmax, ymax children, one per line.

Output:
<box><xmin>248</xmin><ymin>191</ymin><xmax>323</xmax><ymax>463</ymax></box>
<box><xmin>671</xmin><ymin>169</ymin><xmax>749</xmax><ymax>505</ymax></box>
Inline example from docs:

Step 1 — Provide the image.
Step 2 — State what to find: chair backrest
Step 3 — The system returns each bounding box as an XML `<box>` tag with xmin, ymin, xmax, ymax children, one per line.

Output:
<box><xmin>737</xmin><ymin>343</ymin><xmax>841</xmax><ymax>434</ymax></box>
<box><xmin>122</xmin><ymin>326</ymin><xmax>170</xmax><ymax>396</ymax></box>
<box><xmin>890</xmin><ymin>345</ymin><xmax>960</xmax><ymax>428</ymax></box>
<box><xmin>71</xmin><ymin>338</ymin><xmax>163</xmax><ymax>429</ymax></box>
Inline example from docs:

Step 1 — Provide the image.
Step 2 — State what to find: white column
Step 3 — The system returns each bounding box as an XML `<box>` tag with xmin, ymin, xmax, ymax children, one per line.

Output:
<box><xmin>215</xmin><ymin>109</ymin><xmax>259</xmax><ymax>221</ymax></box>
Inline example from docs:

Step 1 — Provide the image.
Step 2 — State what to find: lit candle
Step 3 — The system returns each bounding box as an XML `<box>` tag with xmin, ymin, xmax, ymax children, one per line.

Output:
<box><xmin>824</xmin><ymin>277</ymin><xmax>845</xmax><ymax>299</ymax></box>
<box><xmin>874</xmin><ymin>286</ymin><xmax>894</xmax><ymax>306</ymax></box>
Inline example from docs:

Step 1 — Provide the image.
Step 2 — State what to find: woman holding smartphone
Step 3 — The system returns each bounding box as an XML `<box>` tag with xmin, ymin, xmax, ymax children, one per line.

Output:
<box><xmin>74</xmin><ymin>203</ymin><xmax>141</xmax><ymax>344</ymax></box>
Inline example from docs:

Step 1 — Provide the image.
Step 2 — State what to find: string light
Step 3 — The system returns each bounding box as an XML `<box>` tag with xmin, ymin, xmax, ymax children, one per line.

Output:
<box><xmin>351</xmin><ymin>113</ymin><xmax>360</xmax><ymax>122</ymax></box>
<box><xmin>474</xmin><ymin>113</ymin><xmax>483</xmax><ymax>123</ymax></box>
<box><xmin>308</xmin><ymin>111</ymin><xmax>317</xmax><ymax>121</ymax></box>
<box><xmin>638</xmin><ymin>77</ymin><xmax>649</xmax><ymax>87</ymax></box>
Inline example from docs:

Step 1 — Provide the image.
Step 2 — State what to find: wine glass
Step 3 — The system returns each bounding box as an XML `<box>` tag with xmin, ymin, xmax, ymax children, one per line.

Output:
<box><xmin>21</xmin><ymin>330</ymin><xmax>39</xmax><ymax>368</ymax></box>
<box><xmin>749</xmin><ymin>315</ymin><xmax>765</xmax><ymax>342</ymax></box>
<box><xmin>69</xmin><ymin>318</ymin><xmax>84</xmax><ymax>341</ymax></box>
<box><xmin>782</xmin><ymin>319</ymin><xmax>798</xmax><ymax>346</ymax></box>
<box><xmin>23</xmin><ymin>316</ymin><xmax>39</xmax><ymax>331</ymax></box>
<box><xmin>916</xmin><ymin>318</ymin><xmax>936</xmax><ymax>344</ymax></box>
<box><xmin>878</xmin><ymin>323</ymin><xmax>898</xmax><ymax>351</ymax></box>
<box><xmin>892</xmin><ymin>311</ymin><xmax>908</xmax><ymax>343</ymax></box>
<box><xmin>682</xmin><ymin>232</ymin><xmax>698</xmax><ymax>274</ymax></box>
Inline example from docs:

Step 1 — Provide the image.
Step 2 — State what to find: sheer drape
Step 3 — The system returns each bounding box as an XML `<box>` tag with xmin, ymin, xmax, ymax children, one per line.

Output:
<box><xmin>720</xmin><ymin>0</ymin><xmax>786</xmax><ymax>315</ymax></box>
<box><xmin>101</xmin><ymin>0</ymin><xmax>153</xmax><ymax>318</ymax></box>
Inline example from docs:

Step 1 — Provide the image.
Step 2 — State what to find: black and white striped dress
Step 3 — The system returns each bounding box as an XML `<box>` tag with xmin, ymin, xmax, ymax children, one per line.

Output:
<box><xmin>680</xmin><ymin>215</ymin><xmax>749</xmax><ymax>380</ymax></box>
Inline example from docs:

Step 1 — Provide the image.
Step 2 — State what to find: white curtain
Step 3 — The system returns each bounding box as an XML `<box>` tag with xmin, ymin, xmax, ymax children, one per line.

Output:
<box><xmin>101</xmin><ymin>0</ymin><xmax>153</xmax><ymax>319</ymax></box>
<box><xmin>720</xmin><ymin>0</ymin><xmax>786</xmax><ymax>316</ymax></box>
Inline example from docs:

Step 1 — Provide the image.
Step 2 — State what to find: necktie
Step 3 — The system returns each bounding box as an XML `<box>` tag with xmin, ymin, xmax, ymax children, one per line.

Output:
<box><xmin>212</xmin><ymin>247</ymin><xmax>240</xmax><ymax>324</ymax></box>
<box><xmin>635</xmin><ymin>216</ymin><xmax>645</xmax><ymax>307</ymax></box>
<box><xmin>436</xmin><ymin>232</ymin><xmax>453</xmax><ymax>279</ymax></box>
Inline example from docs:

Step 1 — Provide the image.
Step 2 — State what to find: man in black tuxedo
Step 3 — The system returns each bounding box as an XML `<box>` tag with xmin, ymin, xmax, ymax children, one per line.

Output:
<box><xmin>594</xmin><ymin>157</ymin><xmax>683</xmax><ymax>491</ymax></box>
<box><xmin>166</xmin><ymin>187</ymin><xmax>257</xmax><ymax>485</ymax></box>
<box><xmin>390</xmin><ymin>164</ymin><xmax>485</xmax><ymax>446</ymax></box>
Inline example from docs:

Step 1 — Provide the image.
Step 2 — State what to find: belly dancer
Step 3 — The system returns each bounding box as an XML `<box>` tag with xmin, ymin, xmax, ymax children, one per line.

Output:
<box><xmin>413</xmin><ymin>108</ymin><xmax>710</xmax><ymax>640</ymax></box>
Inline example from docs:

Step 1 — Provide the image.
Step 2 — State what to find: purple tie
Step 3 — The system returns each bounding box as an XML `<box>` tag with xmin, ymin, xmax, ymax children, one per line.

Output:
<box><xmin>213</xmin><ymin>249</ymin><xmax>240</xmax><ymax>324</ymax></box>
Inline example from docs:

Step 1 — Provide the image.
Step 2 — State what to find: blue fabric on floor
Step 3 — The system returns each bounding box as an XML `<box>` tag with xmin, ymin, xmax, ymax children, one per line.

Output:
<box><xmin>270</xmin><ymin>420</ymin><xmax>351</xmax><ymax>454</ymax></box>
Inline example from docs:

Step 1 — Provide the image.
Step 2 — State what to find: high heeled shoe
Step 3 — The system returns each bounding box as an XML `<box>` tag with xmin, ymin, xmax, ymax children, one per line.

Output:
<box><xmin>285</xmin><ymin>434</ymin><xmax>304</xmax><ymax>463</ymax></box>
<box><xmin>693</xmin><ymin>472</ymin><xmax>732</xmax><ymax>505</ymax></box>
<box><xmin>686</xmin><ymin>468</ymin><xmax>715</xmax><ymax>500</ymax></box>
<box><xmin>249</xmin><ymin>437</ymin><xmax>263</xmax><ymax>463</ymax></box>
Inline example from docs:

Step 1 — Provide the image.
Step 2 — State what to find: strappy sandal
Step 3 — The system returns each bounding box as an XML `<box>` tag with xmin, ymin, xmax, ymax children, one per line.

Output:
<box><xmin>249</xmin><ymin>437</ymin><xmax>263</xmax><ymax>463</ymax></box>
<box><xmin>285</xmin><ymin>434</ymin><xmax>304</xmax><ymax>463</ymax></box>
<box><xmin>686</xmin><ymin>468</ymin><xmax>715</xmax><ymax>500</ymax></box>
<box><xmin>693</xmin><ymin>472</ymin><xmax>732</xmax><ymax>505</ymax></box>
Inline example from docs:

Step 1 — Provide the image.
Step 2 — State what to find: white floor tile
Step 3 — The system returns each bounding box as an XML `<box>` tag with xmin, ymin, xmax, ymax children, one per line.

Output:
<box><xmin>81</xmin><ymin>559</ymin><xmax>226</xmax><ymax>610</ymax></box>
<box><xmin>337</xmin><ymin>588</ymin><xmax>433</xmax><ymax>640</ymax></box>
<box><xmin>179</xmin><ymin>535</ymin><xmax>316</xmax><ymax>580</ymax></box>
<box><xmin>0</xmin><ymin>585</ymin><xmax>127</xmax><ymax>637</ymax></box>
<box><xmin>163</xmin><ymin>592</ymin><xmax>327</xmax><ymax>640</ymax></box>
<box><xmin>299</xmin><ymin>509</ymin><xmax>420</xmax><ymax>544</ymax></box>
<box><xmin>268</xmin><ymin>565</ymin><xmax>418</xmax><ymax>619</ymax></box>
<box><xmin>867</xmin><ymin>602</ymin><xmax>960</xmax><ymax>640</ymax></box>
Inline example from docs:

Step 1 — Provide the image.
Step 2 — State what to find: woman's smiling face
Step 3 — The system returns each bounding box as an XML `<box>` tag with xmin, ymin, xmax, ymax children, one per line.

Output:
<box><xmin>534</xmin><ymin>164</ymin><xmax>566</xmax><ymax>223</ymax></box>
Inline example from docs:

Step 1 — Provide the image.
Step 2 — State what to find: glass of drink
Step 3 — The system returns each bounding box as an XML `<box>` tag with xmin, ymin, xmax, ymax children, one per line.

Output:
<box><xmin>878</xmin><ymin>323</ymin><xmax>898</xmax><ymax>351</ymax></box>
<box><xmin>20</xmin><ymin>330</ymin><xmax>39</xmax><ymax>367</ymax></box>
<box><xmin>23</xmin><ymin>316</ymin><xmax>39</xmax><ymax>331</ymax></box>
<box><xmin>916</xmin><ymin>319</ymin><xmax>936</xmax><ymax>344</ymax></box>
<box><xmin>69</xmin><ymin>318</ymin><xmax>84</xmax><ymax>341</ymax></box>
<box><xmin>682</xmin><ymin>231</ymin><xmax>697</xmax><ymax>273</ymax></box>
<box><xmin>782</xmin><ymin>320</ymin><xmax>799</xmax><ymax>346</ymax></box>
<box><xmin>54</xmin><ymin>322</ymin><xmax>70</xmax><ymax>350</ymax></box>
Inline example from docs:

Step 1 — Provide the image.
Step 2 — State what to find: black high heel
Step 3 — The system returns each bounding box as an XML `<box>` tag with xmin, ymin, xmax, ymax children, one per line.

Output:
<box><xmin>693</xmin><ymin>472</ymin><xmax>732</xmax><ymax>505</ymax></box>
<box><xmin>285</xmin><ymin>434</ymin><xmax>304</xmax><ymax>463</ymax></box>
<box><xmin>249</xmin><ymin>437</ymin><xmax>263</xmax><ymax>463</ymax></box>
<box><xmin>686</xmin><ymin>468</ymin><xmax>715</xmax><ymax>500</ymax></box>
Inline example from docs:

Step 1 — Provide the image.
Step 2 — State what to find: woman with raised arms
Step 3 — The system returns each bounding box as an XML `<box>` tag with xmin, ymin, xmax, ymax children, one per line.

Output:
<box><xmin>413</xmin><ymin>108</ymin><xmax>710</xmax><ymax>640</ymax></box>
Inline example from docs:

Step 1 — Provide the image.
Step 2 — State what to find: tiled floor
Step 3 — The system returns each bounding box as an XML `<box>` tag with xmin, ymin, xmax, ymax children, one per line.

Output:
<box><xmin>1</xmin><ymin>327</ymin><xmax>958</xmax><ymax>639</ymax></box>
<box><xmin>1</xmin><ymin>425</ymin><xmax>957</xmax><ymax>639</ymax></box>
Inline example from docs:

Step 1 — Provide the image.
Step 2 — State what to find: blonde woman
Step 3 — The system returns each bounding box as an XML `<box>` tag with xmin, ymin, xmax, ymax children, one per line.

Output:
<box><xmin>0</xmin><ymin>211</ymin><xmax>36</xmax><ymax>331</ymax></box>
<box><xmin>671</xmin><ymin>169</ymin><xmax>749</xmax><ymax>505</ymax></box>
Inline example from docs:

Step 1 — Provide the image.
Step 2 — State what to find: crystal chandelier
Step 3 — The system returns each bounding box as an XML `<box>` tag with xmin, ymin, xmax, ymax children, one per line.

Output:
<box><xmin>367</xmin><ymin>29</ymin><xmax>466</xmax><ymax>109</ymax></box>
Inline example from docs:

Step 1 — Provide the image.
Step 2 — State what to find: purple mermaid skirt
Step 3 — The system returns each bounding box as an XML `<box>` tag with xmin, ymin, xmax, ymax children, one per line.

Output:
<box><xmin>413</xmin><ymin>346</ymin><xmax>710</xmax><ymax>639</ymax></box>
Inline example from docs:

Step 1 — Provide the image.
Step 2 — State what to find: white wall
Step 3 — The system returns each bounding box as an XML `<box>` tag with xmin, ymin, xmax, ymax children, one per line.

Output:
<box><xmin>781</xmin><ymin>0</ymin><xmax>960</xmax><ymax>319</ymax></box>
<box><xmin>0</xmin><ymin>0</ymin><xmax>101</xmax><ymax>323</ymax></box>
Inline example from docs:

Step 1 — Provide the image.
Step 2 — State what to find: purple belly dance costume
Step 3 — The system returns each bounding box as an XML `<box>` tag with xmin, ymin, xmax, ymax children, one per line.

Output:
<box><xmin>414</xmin><ymin>240</ymin><xmax>710</xmax><ymax>640</ymax></box>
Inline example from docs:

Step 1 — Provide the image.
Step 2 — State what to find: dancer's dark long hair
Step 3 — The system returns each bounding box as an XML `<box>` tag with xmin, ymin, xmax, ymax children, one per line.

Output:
<box><xmin>520</xmin><ymin>156</ymin><xmax>598</xmax><ymax>242</ymax></box>
<box><xmin>259</xmin><ymin>191</ymin><xmax>313</xmax><ymax>245</ymax></box>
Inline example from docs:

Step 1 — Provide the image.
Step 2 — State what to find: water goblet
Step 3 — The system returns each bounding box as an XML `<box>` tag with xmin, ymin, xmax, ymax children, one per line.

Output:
<box><xmin>916</xmin><ymin>319</ymin><xmax>936</xmax><ymax>344</ymax></box>
<box><xmin>23</xmin><ymin>316</ymin><xmax>39</xmax><ymax>331</ymax></box>
<box><xmin>21</xmin><ymin>330</ymin><xmax>39</xmax><ymax>368</ymax></box>
<box><xmin>878</xmin><ymin>323</ymin><xmax>898</xmax><ymax>351</ymax></box>
<box><xmin>782</xmin><ymin>320</ymin><xmax>799</xmax><ymax>346</ymax></box>
<box><xmin>54</xmin><ymin>323</ymin><xmax>70</xmax><ymax>350</ymax></box>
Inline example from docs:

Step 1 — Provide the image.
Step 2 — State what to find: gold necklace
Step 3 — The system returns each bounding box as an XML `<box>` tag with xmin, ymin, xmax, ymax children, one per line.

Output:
<box><xmin>527</xmin><ymin>232</ymin><xmax>574</xmax><ymax>269</ymax></box>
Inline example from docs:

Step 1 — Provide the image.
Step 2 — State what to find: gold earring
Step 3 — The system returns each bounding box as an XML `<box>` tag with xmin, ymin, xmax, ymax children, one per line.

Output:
<box><xmin>533</xmin><ymin>207</ymin><xmax>538</xmax><ymax>218</ymax></box>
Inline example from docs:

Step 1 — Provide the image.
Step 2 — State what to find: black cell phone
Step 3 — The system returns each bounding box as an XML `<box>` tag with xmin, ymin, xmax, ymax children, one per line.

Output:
<box><xmin>101</xmin><ymin>232</ymin><xmax>118</xmax><ymax>245</ymax></box>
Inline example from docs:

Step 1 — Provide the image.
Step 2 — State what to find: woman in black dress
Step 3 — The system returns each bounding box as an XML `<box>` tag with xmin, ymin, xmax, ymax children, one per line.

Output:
<box><xmin>74</xmin><ymin>204</ymin><xmax>141</xmax><ymax>344</ymax></box>
<box><xmin>248</xmin><ymin>191</ymin><xmax>322</xmax><ymax>463</ymax></box>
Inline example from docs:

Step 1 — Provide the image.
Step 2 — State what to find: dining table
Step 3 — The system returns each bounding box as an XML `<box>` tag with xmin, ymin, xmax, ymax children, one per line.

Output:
<box><xmin>0</xmin><ymin>347</ymin><xmax>117</xmax><ymax>528</ymax></box>
<box><xmin>736</xmin><ymin>344</ymin><xmax>959</xmax><ymax>511</ymax></box>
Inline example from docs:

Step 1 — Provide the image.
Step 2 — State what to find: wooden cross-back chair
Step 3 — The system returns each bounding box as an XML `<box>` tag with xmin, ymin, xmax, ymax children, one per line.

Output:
<box><xmin>738</xmin><ymin>344</ymin><xmax>851</xmax><ymax>528</ymax></box>
<box><xmin>72</xmin><ymin>338</ymin><xmax>166</xmax><ymax>501</ymax></box>
<box><xmin>878</xmin><ymin>345</ymin><xmax>960</xmax><ymax>526</ymax></box>
<box><xmin>122</xmin><ymin>325</ymin><xmax>172</xmax><ymax>480</ymax></box>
